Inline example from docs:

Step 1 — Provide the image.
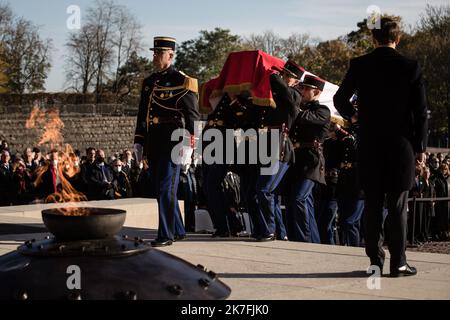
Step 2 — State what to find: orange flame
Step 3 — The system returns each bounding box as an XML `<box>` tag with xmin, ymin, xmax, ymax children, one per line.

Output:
<box><xmin>25</xmin><ymin>105</ymin><xmax>65</xmax><ymax>148</ymax></box>
<box><xmin>34</xmin><ymin>145</ymin><xmax>88</xmax><ymax>215</ymax></box>
<box><xmin>27</xmin><ymin>106</ymin><xmax>89</xmax><ymax>215</ymax></box>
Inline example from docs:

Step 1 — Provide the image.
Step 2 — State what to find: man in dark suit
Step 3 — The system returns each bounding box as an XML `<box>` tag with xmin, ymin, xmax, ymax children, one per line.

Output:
<box><xmin>0</xmin><ymin>150</ymin><xmax>14</xmax><ymax>206</ymax></box>
<box><xmin>87</xmin><ymin>149</ymin><xmax>116</xmax><ymax>200</ymax></box>
<box><xmin>133</xmin><ymin>36</ymin><xmax>200</xmax><ymax>247</ymax></box>
<box><xmin>334</xmin><ymin>17</ymin><xmax>428</xmax><ymax>277</ymax></box>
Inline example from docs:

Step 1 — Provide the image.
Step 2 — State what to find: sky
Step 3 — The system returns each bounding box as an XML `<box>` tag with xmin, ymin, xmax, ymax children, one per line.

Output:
<box><xmin>4</xmin><ymin>0</ymin><xmax>448</xmax><ymax>92</ymax></box>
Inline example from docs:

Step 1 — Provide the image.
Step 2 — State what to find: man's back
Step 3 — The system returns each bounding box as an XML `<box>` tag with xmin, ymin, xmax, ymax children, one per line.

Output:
<box><xmin>335</xmin><ymin>47</ymin><xmax>427</xmax><ymax>150</ymax></box>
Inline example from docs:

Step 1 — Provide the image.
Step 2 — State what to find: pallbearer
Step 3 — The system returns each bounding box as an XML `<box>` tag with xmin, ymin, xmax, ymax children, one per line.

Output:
<box><xmin>251</xmin><ymin>60</ymin><xmax>303</xmax><ymax>241</ymax></box>
<box><xmin>287</xmin><ymin>75</ymin><xmax>331</xmax><ymax>243</ymax></box>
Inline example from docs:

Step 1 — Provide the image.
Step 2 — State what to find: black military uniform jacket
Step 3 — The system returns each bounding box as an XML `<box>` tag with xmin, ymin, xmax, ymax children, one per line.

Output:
<box><xmin>134</xmin><ymin>66</ymin><xmax>200</xmax><ymax>160</ymax></box>
<box><xmin>253</xmin><ymin>73</ymin><xmax>302</xmax><ymax>164</ymax></box>
<box><xmin>291</xmin><ymin>100</ymin><xmax>331</xmax><ymax>184</ymax></box>
<box><xmin>335</xmin><ymin>133</ymin><xmax>364</xmax><ymax>199</ymax></box>
<box><xmin>202</xmin><ymin>92</ymin><xmax>255</xmax><ymax>166</ymax></box>
<box><xmin>333</xmin><ymin>47</ymin><xmax>428</xmax><ymax>192</ymax></box>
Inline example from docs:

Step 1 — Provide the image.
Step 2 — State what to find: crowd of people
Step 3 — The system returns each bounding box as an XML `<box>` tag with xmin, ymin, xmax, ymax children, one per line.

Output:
<box><xmin>0</xmin><ymin>142</ymin><xmax>143</xmax><ymax>206</ymax></box>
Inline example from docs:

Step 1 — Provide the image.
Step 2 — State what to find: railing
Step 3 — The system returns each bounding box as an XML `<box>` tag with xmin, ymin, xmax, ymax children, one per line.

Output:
<box><xmin>408</xmin><ymin>196</ymin><xmax>450</xmax><ymax>245</ymax></box>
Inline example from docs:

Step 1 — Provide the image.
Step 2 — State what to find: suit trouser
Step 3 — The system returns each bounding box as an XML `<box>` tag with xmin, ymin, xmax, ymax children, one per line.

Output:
<box><xmin>287</xmin><ymin>178</ymin><xmax>321</xmax><ymax>243</ymax></box>
<box><xmin>364</xmin><ymin>190</ymin><xmax>408</xmax><ymax>269</ymax></box>
<box><xmin>255</xmin><ymin>161</ymin><xmax>290</xmax><ymax>238</ymax></box>
<box><xmin>150</xmin><ymin>156</ymin><xmax>184</xmax><ymax>241</ymax></box>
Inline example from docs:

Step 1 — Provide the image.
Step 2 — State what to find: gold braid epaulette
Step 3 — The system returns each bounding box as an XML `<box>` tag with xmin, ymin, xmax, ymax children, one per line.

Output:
<box><xmin>180</xmin><ymin>71</ymin><xmax>198</xmax><ymax>93</ymax></box>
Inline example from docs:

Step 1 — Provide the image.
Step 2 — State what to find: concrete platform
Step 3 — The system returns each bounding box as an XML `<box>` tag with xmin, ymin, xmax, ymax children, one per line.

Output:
<box><xmin>0</xmin><ymin>200</ymin><xmax>449</xmax><ymax>300</ymax></box>
<box><xmin>0</xmin><ymin>198</ymin><xmax>183</xmax><ymax>230</ymax></box>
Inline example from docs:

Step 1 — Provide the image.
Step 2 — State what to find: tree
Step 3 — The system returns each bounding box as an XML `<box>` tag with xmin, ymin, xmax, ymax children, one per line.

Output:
<box><xmin>65</xmin><ymin>24</ymin><xmax>98</xmax><ymax>93</ymax></box>
<box><xmin>174</xmin><ymin>28</ymin><xmax>243</xmax><ymax>84</ymax></box>
<box><xmin>0</xmin><ymin>3</ymin><xmax>13</xmax><ymax>43</ymax></box>
<box><xmin>87</xmin><ymin>0</ymin><xmax>117</xmax><ymax>102</ymax></box>
<box><xmin>342</xmin><ymin>19</ymin><xmax>374</xmax><ymax>56</ymax></box>
<box><xmin>106</xmin><ymin>51</ymin><xmax>153</xmax><ymax>99</ymax></box>
<box><xmin>243</xmin><ymin>30</ymin><xmax>283</xmax><ymax>58</ymax></box>
<box><xmin>0</xmin><ymin>43</ymin><xmax>8</xmax><ymax>93</ymax></box>
<box><xmin>65</xmin><ymin>0</ymin><xmax>144</xmax><ymax>101</ymax></box>
<box><xmin>279</xmin><ymin>33</ymin><xmax>313</xmax><ymax>60</ymax></box>
<box><xmin>315</xmin><ymin>40</ymin><xmax>353</xmax><ymax>84</ymax></box>
<box><xmin>110</xmin><ymin>5</ymin><xmax>143</xmax><ymax>97</ymax></box>
<box><xmin>1</xmin><ymin>14</ymin><xmax>52</xmax><ymax>94</ymax></box>
<box><xmin>399</xmin><ymin>5</ymin><xmax>450</xmax><ymax>138</ymax></box>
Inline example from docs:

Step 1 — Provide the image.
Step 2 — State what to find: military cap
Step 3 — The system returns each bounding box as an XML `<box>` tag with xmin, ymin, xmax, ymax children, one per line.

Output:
<box><xmin>282</xmin><ymin>60</ymin><xmax>305</xmax><ymax>79</ymax></box>
<box><xmin>150</xmin><ymin>36</ymin><xmax>176</xmax><ymax>51</ymax></box>
<box><xmin>301</xmin><ymin>74</ymin><xmax>326</xmax><ymax>91</ymax></box>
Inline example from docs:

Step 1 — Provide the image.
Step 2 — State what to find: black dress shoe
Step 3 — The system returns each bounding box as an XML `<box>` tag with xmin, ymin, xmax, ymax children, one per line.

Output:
<box><xmin>256</xmin><ymin>234</ymin><xmax>275</xmax><ymax>242</ymax></box>
<box><xmin>212</xmin><ymin>231</ymin><xmax>230</xmax><ymax>238</ymax></box>
<box><xmin>174</xmin><ymin>234</ymin><xmax>186</xmax><ymax>242</ymax></box>
<box><xmin>151</xmin><ymin>239</ymin><xmax>173</xmax><ymax>247</ymax></box>
<box><xmin>390</xmin><ymin>263</ymin><xmax>417</xmax><ymax>277</ymax></box>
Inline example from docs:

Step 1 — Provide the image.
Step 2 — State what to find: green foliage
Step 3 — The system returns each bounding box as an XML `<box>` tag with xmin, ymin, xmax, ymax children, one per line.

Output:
<box><xmin>0</xmin><ymin>46</ymin><xmax>8</xmax><ymax>93</ymax></box>
<box><xmin>106</xmin><ymin>51</ymin><xmax>153</xmax><ymax>99</ymax></box>
<box><xmin>0</xmin><ymin>4</ymin><xmax>52</xmax><ymax>94</ymax></box>
<box><xmin>174</xmin><ymin>28</ymin><xmax>243</xmax><ymax>83</ymax></box>
<box><xmin>398</xmin><ymin>5</ymin><xmax>450</xmax><ymax>135</ymax></box>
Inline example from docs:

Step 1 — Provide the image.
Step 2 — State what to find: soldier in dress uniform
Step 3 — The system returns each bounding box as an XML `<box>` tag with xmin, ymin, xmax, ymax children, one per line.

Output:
<box><xmin>133</xmin><ymin>36</ymin><xmax>200</xmax><ymax>247</ymax></box>
<box><xmin>287</xmin><ymin>75</ymin><xmax>331</xmax><ymax>243</ymax></box>
<box><xmin>335</xmin><ymin>125</ymin><xmax>365</xmax><ymax>247</ymax></box>
<box><xmin>202</xmin><ymin>92</ymin><xmax>254</xmax><ymax>237</ymax></box>
<box><xmin>318</xmin><ymin>123</ymin><xmax>342</xmax><ymax>245</ymax></box>
<box><xmin>250</xmin><ymin>60</ymin><xmax>303</xmax><ymax>241</ymax></box>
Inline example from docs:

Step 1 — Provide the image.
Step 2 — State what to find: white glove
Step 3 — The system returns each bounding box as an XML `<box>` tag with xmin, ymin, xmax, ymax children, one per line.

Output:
<box><xmin>178</xmin><ymin>145</ymin><xmax>194</xmax><ymax>166</ymax></box>
<box><xmin>133</xmin><ymin>143</ymin><xmax>143</xmax><ymax>164</ymax></box>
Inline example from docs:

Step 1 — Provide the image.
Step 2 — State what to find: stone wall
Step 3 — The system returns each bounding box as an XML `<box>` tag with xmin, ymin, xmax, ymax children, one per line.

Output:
<box><xmin>0</xmin><ymin>112</ymin><xmax>137</xmax><ymax>158</ymax></box>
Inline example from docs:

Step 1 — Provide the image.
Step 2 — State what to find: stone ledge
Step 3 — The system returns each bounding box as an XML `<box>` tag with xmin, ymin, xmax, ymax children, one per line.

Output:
<box><xmin>0</xmin><ymin>198</ymin><xmax>184</xmax><ymax>230</ymax></box>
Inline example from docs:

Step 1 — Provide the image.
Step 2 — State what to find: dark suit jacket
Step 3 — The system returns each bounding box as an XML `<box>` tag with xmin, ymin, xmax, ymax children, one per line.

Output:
<box><xmin>0</xmin><ymin>162</ymin><xmax>14</xmax><ymax>205</ymax></box>
<box><xmin>36</xmin><ymin>166</ymin><xmax>61</xmax><ymax>200</ymax></box>
<box><xmin>333</xmin><ymin>47</ymin><xmax>428</xmax><ymax>192</ymax></box>
<box><xmin>87</xmin><ymin>163</ymin><xmax>115</xmax><ymax>200</ymax></box>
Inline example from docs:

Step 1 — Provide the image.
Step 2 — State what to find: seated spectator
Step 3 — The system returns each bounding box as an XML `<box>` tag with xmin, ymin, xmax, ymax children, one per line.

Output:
<box><xmin>0</xmin><ymin>150</ymin><xmax>14</xmax><ymax>206</ymax></box>
<box><xmin>32</xmin><ymin>147</ymin><xmax>45</xmax><ymax>167</ymax></box>
<box><xmin>136</xmin><ymin>159</ymin><xmax>152</xmax><ymax>198</ymax></box>
<box><xmin>121</xmin><ymin>148</ymin><xmax>141</xmax><ymax>195</ymax></box>
<box><xmin>34</xmin><ymin>149</ymin><xmax>62</xmax><ymax>201</ymax></box>
<box><xmin>79</xmin><ymin>147</ymin><xmax>96</xmax><ymax>194</ymax></box>
<box><xmin>12</xmin><ymin>159</ymin><xmax>35</xmax><ymax>205</ymax></box>
<box><xmin>111</xmin><ymin>159</ymin><xmax>132</xmax><ymax>198</ymax></box>
<box><xmin>87</xmin><ymin>149</ymin><xmax>115</xmax><ymax>200</ymax></box>
<box><xmin>23</xmin><ymin>147</ymin><xmax>37</xmax><ymax>174</ymax></box>
<box><xmin>62</xmin><ymin>152</ymin><xmax>84</xmax><ymax>194</ymax></box>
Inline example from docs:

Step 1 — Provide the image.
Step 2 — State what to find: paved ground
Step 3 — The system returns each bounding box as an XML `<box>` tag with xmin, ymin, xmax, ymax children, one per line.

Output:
<box><xmin>1</xmin><ymin>216</ymin><xmax>449</xmax><ymax>299</ymax></box>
